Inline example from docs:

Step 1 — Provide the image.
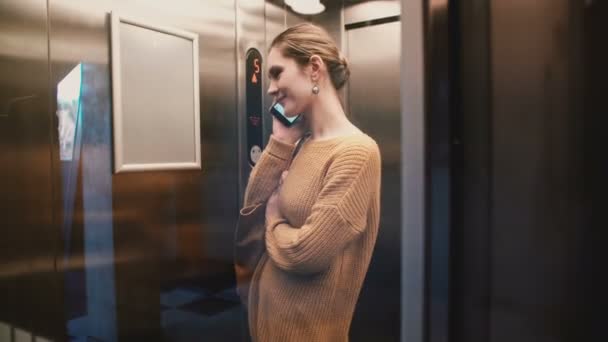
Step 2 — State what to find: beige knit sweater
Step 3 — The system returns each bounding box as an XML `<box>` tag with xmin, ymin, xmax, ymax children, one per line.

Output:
<box><xmin>242</xmin><ymin>133</ymin><xmax>381</xmax><ymax>342</ymax></box>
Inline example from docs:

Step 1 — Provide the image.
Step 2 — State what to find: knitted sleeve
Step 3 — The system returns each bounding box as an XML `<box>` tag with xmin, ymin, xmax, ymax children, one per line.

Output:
<box><xmin>243</xmin><ymin>136</ymin><xmax>296</xmax><ymax>207</ymax></box>
<box><xmin>265</xmin><ymin>142</ymin><xmax>381</xmax><ymax>274</ymax></box>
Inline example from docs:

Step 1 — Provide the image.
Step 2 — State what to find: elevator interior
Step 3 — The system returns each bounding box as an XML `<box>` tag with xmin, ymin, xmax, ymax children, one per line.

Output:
<box><xmin>0</xmin><ymin>0</ymin><xmax>402</xmax><ymax>341</ymax></box>
<box><xmin>3</xmin><ymin>0</ymin><xmax>605</xmax><ymax>341</ymax></box>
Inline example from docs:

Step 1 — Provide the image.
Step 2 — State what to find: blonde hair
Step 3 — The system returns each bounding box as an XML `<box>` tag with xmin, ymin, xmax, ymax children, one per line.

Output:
<box><xmin>271</xmin><ymin>23</ymin><xmax>350</xmax><ymax>90</ymax></box>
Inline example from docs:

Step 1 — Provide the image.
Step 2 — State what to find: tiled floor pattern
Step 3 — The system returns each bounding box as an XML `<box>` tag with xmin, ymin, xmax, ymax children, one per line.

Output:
<box><xmin>67</xmin><ymin>285</ymin><xmax>244</xmax><ymax>341</ymax></box>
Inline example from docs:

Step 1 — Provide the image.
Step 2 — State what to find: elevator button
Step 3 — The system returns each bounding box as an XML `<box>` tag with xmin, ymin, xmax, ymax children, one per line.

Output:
<box><xmin>250</xmin><ymin>145</ymin><xmax>262</xmax><ymax>164</ymax></box>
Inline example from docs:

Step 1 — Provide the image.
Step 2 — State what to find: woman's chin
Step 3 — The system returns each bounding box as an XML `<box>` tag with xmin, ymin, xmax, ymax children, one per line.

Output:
<box><xmin>283</xmin><ymin>106</ymin><xmax>302</xmax><ymax>118</ymax></box>
<box><xmin>283</xmin><ymin>108</ymin><xmax>297</xmax><ymax>118</ymax></box>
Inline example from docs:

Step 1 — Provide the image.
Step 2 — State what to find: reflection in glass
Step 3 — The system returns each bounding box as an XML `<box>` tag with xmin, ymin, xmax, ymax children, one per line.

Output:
<box><xmin>56</xmin><ymin>63</ymin><xmax>81</xmax><ymax>161</ymax></box>
<box><xmin>58</xmin><ymin>63</ymin><xmax>117</xmax><ymax>341</ymax></box>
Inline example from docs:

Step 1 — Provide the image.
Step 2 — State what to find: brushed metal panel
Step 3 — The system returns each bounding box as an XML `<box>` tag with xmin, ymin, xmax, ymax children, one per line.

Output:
<box><xmin>0</xmin><ymin>0</ymin><xmax>66</xmax><ymax>340</ymax></box>
<box><xmin>346</xmin><ymin>20</ymin><xmax>401</xmax><ymax>342</ymax></box>
<box><xmin>344</xmin><ymin>0</ymin><xmax>400</xmax><ymax>25</ymax></box>
<box><xmin>400</xmin><ymin>1</ymin><xmax>426</xmax><ymax>341</ymax></box>
<box><xmin>310</xmin><ymin>3</ymin><xmax>343</xmax><ymax>43</ymax></box>
<box><xmin>49</xmin><ymin>0</ymin><xmax>240</xmax><ymax>340</ymax></box>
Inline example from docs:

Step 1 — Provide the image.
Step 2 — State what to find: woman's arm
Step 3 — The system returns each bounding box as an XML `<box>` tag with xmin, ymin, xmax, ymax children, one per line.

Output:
<box><xmin>265</xmin><ymin>143</ymin><xmax>381</xmax><ymax>274</ymax></box>
<box><xmin>242</xmin><ymin>136</ymin><xmax>296</xmax><ymax>208</ymax></box>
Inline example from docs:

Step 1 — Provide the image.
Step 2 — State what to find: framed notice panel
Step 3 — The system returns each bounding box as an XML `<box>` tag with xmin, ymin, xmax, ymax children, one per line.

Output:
<box><xmin>110</xmin><ymin>12</ymin><xmax>201</xmax><ymax>173</ymax></box>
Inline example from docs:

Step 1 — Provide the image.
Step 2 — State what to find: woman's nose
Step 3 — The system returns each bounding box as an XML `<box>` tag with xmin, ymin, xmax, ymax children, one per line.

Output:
<box><xmin>267</xmin><ymin>81</ymin><xmax>278</xmax><ymax>96</ymax></box>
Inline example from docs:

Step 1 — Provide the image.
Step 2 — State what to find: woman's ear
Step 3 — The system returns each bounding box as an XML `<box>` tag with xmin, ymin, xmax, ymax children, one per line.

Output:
<box><xmin>308</xmin><ymin>54</ymin><xmax>324</xmax><ymax>80</ymax></box>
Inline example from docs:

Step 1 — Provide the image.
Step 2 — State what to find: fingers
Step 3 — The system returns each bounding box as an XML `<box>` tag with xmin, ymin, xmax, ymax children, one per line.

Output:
<box><xmin>268</xmin><ymin>189</ymin><xmax>279</xmax><ymax>202</ymax></box>
<box><xmin>277</xmin><ymin>171</ymin><xmax>289</xmax><ymax>191</ymax></box>
<box><xmin>267</xmin><ymin>170</ymin><xmax>287</xmax><ymax>217</ymax></box>
<box><xmin>279</xmin><ymin>170</ymin><xmax>288</xmax><ymax>187</ymax></box>
<box><xmin>271</xmin><ymin>171</ymin><xmax>288</xmax><ymax>205</ymax></box>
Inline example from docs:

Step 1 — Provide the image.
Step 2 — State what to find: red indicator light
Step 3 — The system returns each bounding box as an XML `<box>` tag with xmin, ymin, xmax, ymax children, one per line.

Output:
<box><xmin>251</xmin><ymin>58</ymin><xmax>260</xmax><ymax>84</ymax></box>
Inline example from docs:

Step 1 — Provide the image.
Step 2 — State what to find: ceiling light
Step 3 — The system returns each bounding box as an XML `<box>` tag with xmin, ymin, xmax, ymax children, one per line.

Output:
<box><xmin>285</xmin><ymin>0</ymin><xmax>326</xmax><ymax>15</ymax></box>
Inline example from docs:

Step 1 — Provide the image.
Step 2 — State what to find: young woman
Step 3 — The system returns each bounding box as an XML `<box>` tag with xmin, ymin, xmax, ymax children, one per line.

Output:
<box><xmin>241</xmin><ymin>23</ymin><xmax>382</xmax><ymax>341</ymax></box>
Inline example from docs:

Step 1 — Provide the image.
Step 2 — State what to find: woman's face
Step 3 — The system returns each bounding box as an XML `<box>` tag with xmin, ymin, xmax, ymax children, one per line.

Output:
<box><xmin>267</xmin><ymin>47</ymin><xmax>313</xmax><ymax>117</ymax></box>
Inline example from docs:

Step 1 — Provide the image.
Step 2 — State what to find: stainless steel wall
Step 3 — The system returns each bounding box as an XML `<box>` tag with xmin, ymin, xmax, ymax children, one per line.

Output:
<box><xmin>48</xmin><ymin>1</ymin><xmax>239</xmax><ymax>340</ymax></box>
<box><xmin>2</xmin><ymin>0</ymin><xmax>241</xmax><ymax>340</ymax></box>
<box><xmin>345</xmin><ymin>19</ymin><xmax>401</xmax><ymax>342</ymax></box>
<box><xmin>0</xmin><ymin>0</ymin><xmax>65</xmax><ymax>340</ymax></box>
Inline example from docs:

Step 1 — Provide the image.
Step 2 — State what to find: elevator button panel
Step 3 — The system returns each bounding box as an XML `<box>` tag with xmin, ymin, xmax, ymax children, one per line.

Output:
<box><xmin>246</xmin><ymin>48</ymin><xmax>263</xmax><ymax>166</ymax></box>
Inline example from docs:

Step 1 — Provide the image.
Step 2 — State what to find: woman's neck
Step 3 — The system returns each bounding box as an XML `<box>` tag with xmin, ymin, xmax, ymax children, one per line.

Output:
<box><xmin>307</xmin><ymin>88</ymin><xmax>358</xmax><ymax>141</ymax></box>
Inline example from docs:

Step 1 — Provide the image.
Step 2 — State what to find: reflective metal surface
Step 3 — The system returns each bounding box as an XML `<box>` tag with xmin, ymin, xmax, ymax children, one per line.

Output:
<box><xmin>400</xmin><ymin>1</ymin><xmax>427</xmax><ymax>342</ymax></box>
<box><xmin>346</xmin><ymin>20</ymin><xmax>401</xmax><ymax>341</ymax></box>
<box><xmin>344</xmin><ymin>0</ymin><xmax>400</xmax><ymax>26</ymax></box>
<box><xmin>48</xmin><ymin>0</ymin><xmax>240</xmax><ymax>340</ymax></box>
<box><xmin>0</xmin><ymin>0</ymin><xmax>66</xmax><ymax>340</ymax></box>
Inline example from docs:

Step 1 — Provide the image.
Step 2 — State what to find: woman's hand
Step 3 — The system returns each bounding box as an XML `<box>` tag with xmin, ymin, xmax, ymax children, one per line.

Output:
<box><xmin>271</xmin><ymin>115</ymin><xmax>306</xmax><ymax>145</ymax></box>
<box><xmin>266</xmin><ymin>171</ymin><xmax>289</xmax><ymax>220</ymax></box>
<box><xmin>266</xmin><ymin>190</ymin><xmax>281</xmax><ymax>220</ymax></box>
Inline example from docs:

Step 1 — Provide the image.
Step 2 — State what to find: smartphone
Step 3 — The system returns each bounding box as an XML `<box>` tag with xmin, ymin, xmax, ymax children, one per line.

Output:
<box><xmin>269</xmin><ymin>101</ymin><xmax>301</xmax><ymax>127</ymax></box>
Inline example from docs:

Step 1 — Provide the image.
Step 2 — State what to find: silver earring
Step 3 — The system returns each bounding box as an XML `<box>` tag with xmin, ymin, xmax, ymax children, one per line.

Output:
<box><xmin>312</xmin><ymin>84</ymin><xmax>319</xmax><ymax>94</ymax></box>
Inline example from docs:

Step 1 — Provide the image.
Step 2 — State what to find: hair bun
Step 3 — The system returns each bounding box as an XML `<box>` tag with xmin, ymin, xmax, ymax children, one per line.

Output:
<box><xmin>340</xmin><ymin>55</ymin><xmax>349</xmax><ymax>67</ymax></box>
<box><xmin>333</xmin><ymin>56</ymin><xmax>350</xmax><ymax>90</ymax></box>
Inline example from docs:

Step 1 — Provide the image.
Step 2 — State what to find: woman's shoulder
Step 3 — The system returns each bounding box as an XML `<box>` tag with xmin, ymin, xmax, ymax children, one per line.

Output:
<box><xmin>302</xmin><ymin>132</ymin><xmax>380</xmax><ymax>164</ymax></box>
<box><xmin>322</xmin><ymin>134</ymin><xmax>381</xmax><ymax>180</ymax></box>
<box><xmin>335</xmin><ymin>133</ymin><xmax>380</xmax><ymax>156</ymax></box>
<box><xmin>318</xmin><ymin>133</ymin><xmax>381</xmax><ymax>171</ymax></box>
